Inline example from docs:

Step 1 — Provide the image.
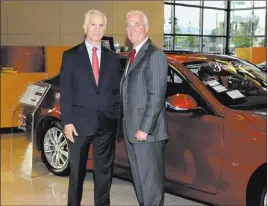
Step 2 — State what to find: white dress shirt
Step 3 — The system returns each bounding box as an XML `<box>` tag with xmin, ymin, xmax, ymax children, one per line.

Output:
<box><xmin>133</xmin><ymin>37</ymin><xmax>149</xmax><ymax>57</ymax></box>
<box><xmin>85</xmin><ymin>39</ymin><xmax>101</xmax><ymax>69</ymax></box>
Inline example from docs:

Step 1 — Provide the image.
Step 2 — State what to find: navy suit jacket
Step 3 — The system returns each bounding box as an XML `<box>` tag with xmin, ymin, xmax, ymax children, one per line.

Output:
<box><xmin>60</xmin><ymin>42</ymin><xmax>121</xmax><ymax>137</ymax></box>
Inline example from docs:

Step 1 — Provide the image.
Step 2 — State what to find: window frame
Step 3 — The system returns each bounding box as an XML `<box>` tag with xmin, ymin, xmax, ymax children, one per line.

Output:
<box><xmin>164</xmin><ymin>0</ymin><xmax>267</xmax><ymax>54</ymax></box>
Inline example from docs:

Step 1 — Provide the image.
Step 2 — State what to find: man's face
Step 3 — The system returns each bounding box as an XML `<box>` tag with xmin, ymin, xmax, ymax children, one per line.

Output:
<box><xmin>126</xmin><ymin>13</ymin><xmax>149</xmax><ymax>47</ymax></box>
<box><xmin>83</xmin><ymin>14</ymin><xmax>106</xmax><ymax>43</ymax></box>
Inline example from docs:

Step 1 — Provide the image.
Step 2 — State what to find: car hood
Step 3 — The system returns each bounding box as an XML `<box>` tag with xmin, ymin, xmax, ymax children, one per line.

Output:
<box><xmin>240</xmin><ymin>109</ymin><xmax>267</xmax><ymax>133</ymax></box>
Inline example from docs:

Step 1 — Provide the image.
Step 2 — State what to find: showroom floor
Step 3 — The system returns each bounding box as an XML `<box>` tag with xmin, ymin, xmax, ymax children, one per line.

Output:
<box><xmin>1</xmin><ymin>133</ymin><xmax>205</xmax><ymax>206</ymax></box>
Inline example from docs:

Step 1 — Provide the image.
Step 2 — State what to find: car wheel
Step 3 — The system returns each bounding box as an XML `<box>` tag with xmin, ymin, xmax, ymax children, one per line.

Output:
<box><xmin>248</xmin><ymin>185</ymin><xmax>267</xmax><ymax>206</ymax></box>
<box><xmin>41</xmin><ymin>121</ymin><xmax>70</xmax><ymax>176</ymax></box>
<box><xmin>261</xmin><ymin>187</ymin><xmax>267</xmax><ymax>206</ymax></box>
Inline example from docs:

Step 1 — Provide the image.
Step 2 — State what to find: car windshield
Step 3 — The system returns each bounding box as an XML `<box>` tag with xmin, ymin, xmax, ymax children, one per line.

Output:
<box><xmin>183</xmin><ymin>57</ymin><xmax>267</xmax><ymax>110</ymax></box>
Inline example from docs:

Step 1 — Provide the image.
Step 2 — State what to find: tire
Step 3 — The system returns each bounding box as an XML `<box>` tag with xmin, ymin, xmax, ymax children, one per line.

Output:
<box><xmin>248</xmin><ymin>182</ymin><xmax>267</xmax><ymax>206</ymax></box>
<box><xmin>260</xmin><ymin>187</ymin><xmax>267</xmax><ymax>206</ymax></box>
<box><xmin>41</xmin><ymin>121</ymin><xmax>70</xmax><ymax>176</ymax></box>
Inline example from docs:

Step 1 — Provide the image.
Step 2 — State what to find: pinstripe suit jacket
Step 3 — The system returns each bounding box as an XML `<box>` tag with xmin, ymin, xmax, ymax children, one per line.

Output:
<box><xmin>120</xmin><ymin>39</ymin><xmax>169</xmax><ymax>143</ymax></box>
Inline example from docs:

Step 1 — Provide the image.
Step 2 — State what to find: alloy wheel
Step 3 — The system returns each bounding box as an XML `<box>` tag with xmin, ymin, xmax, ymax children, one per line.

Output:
<box><xmin>43</xmin><ymin>127</ymin><xmax>69</xmax><ymax>169</ymax></box>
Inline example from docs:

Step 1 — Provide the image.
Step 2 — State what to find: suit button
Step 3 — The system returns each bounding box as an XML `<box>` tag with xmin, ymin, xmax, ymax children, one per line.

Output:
<box><xmin>96</xmin><ymin>92</ymin><xmax>99</xmax><ymax>95</ymax></box>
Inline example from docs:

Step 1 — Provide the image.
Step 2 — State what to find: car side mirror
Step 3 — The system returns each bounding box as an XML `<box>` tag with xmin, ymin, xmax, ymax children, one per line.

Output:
<box><xmin>166</xmin><ymin>94</ymin><xmax>198</xmax><ymax>112</ymax></box>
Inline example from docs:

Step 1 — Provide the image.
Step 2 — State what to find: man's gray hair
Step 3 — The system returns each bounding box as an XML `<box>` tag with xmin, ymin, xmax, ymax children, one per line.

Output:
<box><xmin>84</xmin><ymin>10</ymin><xmax>107</xmax><ymax>27</ymax></box>
<box><xmin>126</xmin><ymin>10</ymin><xmax>149</xmax><ymax>26</ymax></box>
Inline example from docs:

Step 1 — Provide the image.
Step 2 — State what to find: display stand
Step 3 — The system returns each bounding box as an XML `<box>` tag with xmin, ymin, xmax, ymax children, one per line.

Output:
<box><xmin>11</xmin><ymin>82</ymin><xmax>51</xmax><ymax>179</ymax></box>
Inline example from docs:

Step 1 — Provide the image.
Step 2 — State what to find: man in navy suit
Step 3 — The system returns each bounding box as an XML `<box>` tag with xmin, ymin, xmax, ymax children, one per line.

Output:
<box><xmin>60</xmin><ymin>10</ymin><xmax>121</xmax><ymax>206</ymax></box>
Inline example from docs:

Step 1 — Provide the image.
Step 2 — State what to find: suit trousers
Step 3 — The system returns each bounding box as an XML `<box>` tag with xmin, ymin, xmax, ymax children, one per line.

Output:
<box><xmin>124</xmin><ymin>138</ymin><xmax>166</xmax><ymax>206</ymax></box>
<box><xmin>67</xmin><ymin>131</ymin><xmax>115</xmax><ymax>206</ymax></box>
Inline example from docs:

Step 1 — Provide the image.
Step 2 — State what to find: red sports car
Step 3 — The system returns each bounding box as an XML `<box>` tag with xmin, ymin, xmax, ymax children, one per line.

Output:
<box><xmin>20</xmin><ymin>51</ymin><xmax>267</xmax><ymax>206</ymax></box>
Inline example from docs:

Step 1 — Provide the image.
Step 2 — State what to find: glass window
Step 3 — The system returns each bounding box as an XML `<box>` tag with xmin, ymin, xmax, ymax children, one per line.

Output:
<box><xmin>254</xmin><ymin>1</ymin><xmax>266</xmax><ymax>8</ymax></box>
<box><xmin>231</xmin><ymin>37</ymin><xmax>252</xmax><ymax>48</ymax></box>
<box><xmin>252</xmin><ymin>9</ymin><xmax>266</xmax><ymax>35</ymax></box>
<box><xmin>204</xmin><ymin>1</ymin><xmax>227</xmax><ymax>8</ymax></box>
<box><xmin>229</xmin><ymin>37</ymin><xmax>252</xmax><ymax>55</ymax></box>
<box><xmin>164</xmin><ymin>36</ymin><xmax>174</xmax><ymax>50</ymax></box>
<box><xmin>202</xmin><ymin>37</ymin><xmax>226</xmax><ymax>53</ymax></box>
<box><xmin>175</xmin><ymin>6</ymin><xmax>201</xmax><ymax>34</ymax></box>
<box><xmin>164</xmin><ymin>0</ymin><xmax>267</xmax><ymax>55</ymax></box>
<box><xmin>203</xmin><ymin>9</ymin><xmax>226</xmax><ymax>35</ymax></box>
<box><xmin>230</xmin><ymin>10</ymin><xmax>253</xmax><ymax>36</ymax></box>
<box><xmin>184</xmin><ymin>58</ymin><xmax>267</xmax><ymax>109</ymax></box>
<box><xmin>164</xmin><ymin>4</ymin><xmax>173</xmax><ymax>34</ymax></box>
<box><xmin>253</xmin><ymin>37</ymin><xmax>266</xmax><ymax>47</ymax></box>
<box><xmin>231</xmin><ymin>1</ymin><xmax>254</xmax><ymax>9</ymax></box>
<box><xmin>176</xmin><ymin>1</ymin><xmax>201</xmax><ymax>6</ymax></box>
<box><xmin>167</xmin><ymin>65</ymin><xmax>211</xmax><ymax>113</ymax></box>
<box><xmin>167</xmin><ymin>65</ymin><xmax>188</xmax><ymax>97</ymax></box>
<box><xmin>175</xmin><ymin>36</ymin><xmax>200</xmax><ymax>52</ymax></box>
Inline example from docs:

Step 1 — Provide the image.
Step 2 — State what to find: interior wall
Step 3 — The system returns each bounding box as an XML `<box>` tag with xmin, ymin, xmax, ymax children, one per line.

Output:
<box><xmin>1</xmin><ymin>1</ymin><xmax>164</xmax><ymax>48</ymax></box>
<box><xmin>236</xmin><ymin>47</ymin><xmax>267</xmax><ymax>64</ymax></box>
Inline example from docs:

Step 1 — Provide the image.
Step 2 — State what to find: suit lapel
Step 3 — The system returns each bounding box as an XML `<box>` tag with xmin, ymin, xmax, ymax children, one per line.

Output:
<box><xmin>125</xmin><ymin>38</ymin><xmax>151</xmax><ymax>77</ymax></box>
<box><xmin>126</xmin><ymin>50</ymin><xmax>146</xmax><ymax>76</ymax></box>
<box><xmin>98</xmin><ymin>46</ymin><xmax>109</xmax><ymax>89</ymax></box>
<box><xmin>121</xmin><ymin>53</ymin><xmax>131</xmax><ymax>84</ymax></box>
<box><xmin>78</xmin><ymin>42</ymin><xmax>98</xmax><ymax>89</ymax></box>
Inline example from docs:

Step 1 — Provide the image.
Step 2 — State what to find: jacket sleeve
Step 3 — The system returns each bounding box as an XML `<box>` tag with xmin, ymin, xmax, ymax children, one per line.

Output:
<box><xmin>60</xmin><ymin>51</ymin><xmax>73</xmax><ymax>125</ymax></box>
<box><xmin>139</xmin><ymin>50</ymin><xmax>168</xmax><ymax>134</ymax></box>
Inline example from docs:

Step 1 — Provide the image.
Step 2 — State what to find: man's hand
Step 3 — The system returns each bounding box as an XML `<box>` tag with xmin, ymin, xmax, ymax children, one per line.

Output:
<box><xmin>64</xmin><ymin>124</ymin><xmax>78</xmax><ymax>143</ymax></box>
<box><xmin>135</xmin><ymin>130</ymin><xmax>148</xmax><ymax>142</ymax></box>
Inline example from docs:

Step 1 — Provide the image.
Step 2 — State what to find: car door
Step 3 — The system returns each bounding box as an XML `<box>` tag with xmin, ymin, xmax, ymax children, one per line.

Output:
<box><xmin>165</xmin><ymin>64</ymin><xmax>224</xmax><ymax>195</ymax></box>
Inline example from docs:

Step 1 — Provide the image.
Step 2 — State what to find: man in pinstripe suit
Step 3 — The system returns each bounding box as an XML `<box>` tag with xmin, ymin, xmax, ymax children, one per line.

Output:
<box><xmin>119</xmin><ymin>10</ymin><xmax>169</xmax><ymax>206</ymax></box>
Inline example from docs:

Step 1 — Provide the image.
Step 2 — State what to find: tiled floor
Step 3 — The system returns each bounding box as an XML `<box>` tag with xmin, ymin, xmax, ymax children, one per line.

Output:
<box><xmin>1</xmin><ymin>133</ymin><xmax>204</xmax><ymax>205</ymax></box>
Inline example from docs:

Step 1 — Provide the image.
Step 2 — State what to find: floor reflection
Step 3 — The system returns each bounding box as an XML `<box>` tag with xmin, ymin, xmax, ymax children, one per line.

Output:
<box><xmin>1</xmin><ymin>133</ymin><xmax>204</xmax><ymax>206</ymax></box>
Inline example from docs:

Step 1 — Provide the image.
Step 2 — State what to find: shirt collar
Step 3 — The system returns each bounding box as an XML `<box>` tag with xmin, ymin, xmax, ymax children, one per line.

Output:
<box><xmin>85</xmin><ymin>38</ymin><xmax>102</xmax><ymax>52</ymax></box>
<box><xmin>133</xmin><ymin>37</ymin><xmax>148</xmax><ymax>55</ymax></box>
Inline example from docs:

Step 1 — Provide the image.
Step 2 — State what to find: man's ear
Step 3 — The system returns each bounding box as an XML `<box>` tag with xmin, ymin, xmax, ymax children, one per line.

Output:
<box><xmin>145</xmin><ymin>26</ymin><xmax>149</xmax><ymax>34</ymax></box>
<box><xmin>83</xmin><ymin>24</ymin><xmax>87</xmax><ymax>33</ymax></box>
<box><xmin>145</xmin><ymin>25</ymin><xmax>149</xmax><ymax>33</ymax></box>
